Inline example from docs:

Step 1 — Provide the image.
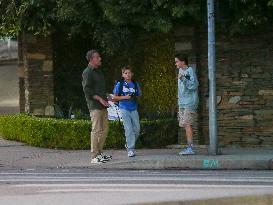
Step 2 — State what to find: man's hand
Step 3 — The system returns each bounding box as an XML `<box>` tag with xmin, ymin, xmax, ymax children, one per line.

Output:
<box><xmin>99</xmin><ymin>98</ymin><xmax>110</xmax><ymax>107</ymax></box>
<box><xmin>93</xmin><ymin>95</ymin><xmax>110</xmax><ymax>107</ymax></box>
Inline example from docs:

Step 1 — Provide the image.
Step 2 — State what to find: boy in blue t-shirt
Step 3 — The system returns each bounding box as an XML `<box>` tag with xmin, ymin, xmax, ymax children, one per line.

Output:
<box><xmin>113</xmin><ymin>66</ymin><xmax>141</xmax><ymax>157</ymax></box>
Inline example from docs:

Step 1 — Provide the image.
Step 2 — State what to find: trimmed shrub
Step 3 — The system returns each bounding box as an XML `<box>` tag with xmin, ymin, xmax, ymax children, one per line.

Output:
<box><xmin>0</xmin><ymin>114</ymin><xmax>178</xmax><ymax>150</ymax></box>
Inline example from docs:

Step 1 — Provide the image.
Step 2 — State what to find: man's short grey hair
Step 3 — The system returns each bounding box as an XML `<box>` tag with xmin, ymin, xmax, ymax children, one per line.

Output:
<box><xmin>86</xmin><ymin>50</ymin><xmax>99</xmax><ymax>62</ymax></box>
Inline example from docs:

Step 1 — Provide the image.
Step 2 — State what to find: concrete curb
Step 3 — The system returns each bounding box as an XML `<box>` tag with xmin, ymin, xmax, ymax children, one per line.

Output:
<box><xmin>89</xmin><ymin>156</ymin><xmax>273</xmax><ymax>170</ymax></box>
<box><xmin>270</xmin><ymin>159</ymin><xmax>273</xmax><ymax>170</ymax></box>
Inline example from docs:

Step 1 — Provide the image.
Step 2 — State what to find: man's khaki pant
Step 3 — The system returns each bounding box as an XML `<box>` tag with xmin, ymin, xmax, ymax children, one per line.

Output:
<box><xmin>90</xmin><ymin>109</ymin><xmax>109</xmax><ymax>158</ymax></box>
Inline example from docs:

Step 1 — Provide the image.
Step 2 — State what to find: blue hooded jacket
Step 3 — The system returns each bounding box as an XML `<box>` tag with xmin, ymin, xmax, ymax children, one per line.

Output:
<box><xmin>178</xmin><ymin>66</ymin><xmax>199</xmax><ymax>110</ymax></box>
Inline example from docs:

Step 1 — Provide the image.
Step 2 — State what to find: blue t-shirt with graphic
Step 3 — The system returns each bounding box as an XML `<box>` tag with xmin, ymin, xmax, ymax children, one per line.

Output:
<box><xmin>113</xmin><ymin>80</ymin><xmax>141</xmax><ymax>111</ymax></box>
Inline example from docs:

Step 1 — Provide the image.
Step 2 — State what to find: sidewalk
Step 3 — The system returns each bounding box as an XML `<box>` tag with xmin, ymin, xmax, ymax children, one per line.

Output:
<box><xmin>0</xmin><ymin>137</ymin><xmax>272</xmax><ymax>170</ymax></box>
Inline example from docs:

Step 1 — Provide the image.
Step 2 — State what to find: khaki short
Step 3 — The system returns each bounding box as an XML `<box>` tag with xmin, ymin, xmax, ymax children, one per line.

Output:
<box><xmin>178</xmin><ymin>108</ymin><xmax>196</xmax><ymax>127</ymax></box>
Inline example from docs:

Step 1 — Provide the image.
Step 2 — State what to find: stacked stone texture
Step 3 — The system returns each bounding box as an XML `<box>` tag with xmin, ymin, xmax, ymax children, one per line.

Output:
<box><xmin>21</xmin><ymin>33</ymin><xmax>54</xmax><ymax>116</ymax></box>
<box><xmin>199</xmin><ymin>33</ymin><xmax>273</xmax><ymax>146</ymax></box>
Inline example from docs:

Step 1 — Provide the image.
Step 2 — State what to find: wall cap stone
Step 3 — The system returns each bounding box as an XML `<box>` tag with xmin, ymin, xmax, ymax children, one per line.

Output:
<box><xmin>175</xmin><ymin>42</ymin><xmax>192</xmax><ymax>51</ymax></box>
<box><xmin>259</xmin><ymin>90</ymin><xmax>273</xmax><ymax>95</ymax></box>
<box><xmin>45</xmin><ymin>105</ymin><xmax>55</xmax><ymax>116</ymax></box>
<box><xmin>33</xmin><ymin>108</ymin><xmax>45</xmax><ymax>116</ymax></box>
<box><xmin>228</xmin><ymin>96</ymin><xmax>241</xmax><ymax>104</ymax></box>
<box><xmin>42</xmin><ymin>60</ymin><xmax>53</xmax><ymax>72</ymax></box>
<box><xmin>236</xmin><ymin>115</ymin><xmax>254</xmax><ymax>120</ymax></box>
<box><xmin>26</xmin><ymin>53</ymin><xmax>46</xmax><ymax>60</ymax></box>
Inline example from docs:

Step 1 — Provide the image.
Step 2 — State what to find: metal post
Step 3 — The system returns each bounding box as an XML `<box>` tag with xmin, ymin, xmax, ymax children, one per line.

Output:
<box><xmin>207</xmin><ymin>0</ymin><xmax>218</xmax><ymax>155</ymax></box>
<box><xmin>7</xmin><ymin>37</ymin><xmax>11</xmax><ymax>59</ymax></box>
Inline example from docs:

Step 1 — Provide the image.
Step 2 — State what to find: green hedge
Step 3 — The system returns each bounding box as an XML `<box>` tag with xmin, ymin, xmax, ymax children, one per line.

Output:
<box><xmin>0</xmin><ymin>114</ymin><xmax>178</xmax><ymax>150</ymax></box>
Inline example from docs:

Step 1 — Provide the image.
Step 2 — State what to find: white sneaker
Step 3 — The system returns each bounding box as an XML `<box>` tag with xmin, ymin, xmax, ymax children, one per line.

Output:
<box><xmin>179</xmin><ymin>147</ymin><xmax>195</xmax><ymax>155</ymax></box>
<box><xmin>91</xmin><ymin>155</ymin><xmax>107</xmax><ymax>164</ymax></box>
<box><xmin>100</xmin><ymin>153</ymin><xmax>112</xmax><ymax>161</ymax></box>
<box><xmin>128</xmin><ymin>150</ymin><xmax>135</xmax><ymax>157</ymax></box>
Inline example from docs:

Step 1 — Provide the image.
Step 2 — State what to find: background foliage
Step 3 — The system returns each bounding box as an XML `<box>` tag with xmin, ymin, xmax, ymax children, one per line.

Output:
<box><xmin>52</xmin><ymin>28</ymin><xmax>176</xmax><ymax>118</ymax></box>
<box><xmin>1</xmin><ymin>0</ymin><xmax>273</xmax><ymax>40</ymax></box>
<box><xmin>138</xmin><ymin>33</ymin><xmax>176</xmax><ymax>116</ymax></box>
<box><xmin>1</xmin><ymin>0</ymin><xmax>273</xmax><ymax>116</ymax></box>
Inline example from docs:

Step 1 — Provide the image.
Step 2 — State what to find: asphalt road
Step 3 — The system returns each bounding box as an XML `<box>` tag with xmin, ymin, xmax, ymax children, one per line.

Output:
<box><xmin>0</xmin><ymin>169</ymin><xmax>273</xmax><ymax>205</ymax></box>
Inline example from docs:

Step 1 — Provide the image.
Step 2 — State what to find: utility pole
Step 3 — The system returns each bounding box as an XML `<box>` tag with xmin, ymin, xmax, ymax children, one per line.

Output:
<box><xmin>7</xmin><ymin>37</ymin><xmax>11</xmax><ymax>59</ymax></box>
<box><xmin>207</xmin><ymin>0</ymin><xmax>218</xmax><ymax>155</ymax></box>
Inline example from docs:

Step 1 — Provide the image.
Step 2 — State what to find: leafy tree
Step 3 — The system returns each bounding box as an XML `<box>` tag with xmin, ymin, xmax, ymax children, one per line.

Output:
<box><xmin>217</xmin><ymin>0</ymin><xmax>273</xmax><ymax>35</ymax></box>
<box><xmin>0</xmin><ymin>0</ymin><xmax>202</xmax><ymax>51</ymax></box>
<box><xmin>1</xmin><ymin>0</ymin><xmax>272</xmax><ymax>50</ymax></box>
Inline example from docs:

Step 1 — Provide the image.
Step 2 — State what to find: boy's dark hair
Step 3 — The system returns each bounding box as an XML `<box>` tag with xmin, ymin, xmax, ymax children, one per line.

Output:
<box><xmin>121</xmin><ymin>66</ymin><xmax>133</xmax><ymax>74</ymax></box>
<box><xmin>175</xmin><ymin>54</ymin><xmax>188</xmax><ymax>65</ymax></box>
<box><xmin>86</xmin><ymin>49</ymin><xmax>98</xmax><ymax>62</ymax></box>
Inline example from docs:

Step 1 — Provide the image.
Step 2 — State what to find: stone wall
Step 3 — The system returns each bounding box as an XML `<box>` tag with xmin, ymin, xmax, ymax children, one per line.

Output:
<box><xmin>201</xmin><ymin>33</ymin><xmax>273</xmax><ymax>146</ymax></box>
<box><xmin>175</xmin><ymin>28</ymin><xmax>273</xmax><ymax>146</ymax></box>
<box><xmin>17</xmin><ymin>28</ymin><xmax>273</xmax><ymax>146</ymax></box>
<box><xmin>20</xmin><ymin>32</ymin><xmax>54</xmax><ymax>116</ymax></box>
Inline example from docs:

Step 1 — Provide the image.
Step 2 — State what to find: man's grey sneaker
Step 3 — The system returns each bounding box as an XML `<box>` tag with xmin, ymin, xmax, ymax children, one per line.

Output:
<box><xmin>128</xmin><ymin>150</ymin><xmax>135</xmax><ymax>157</ymax></box>
<box><xmin>179</xmin><ymin>146</ymin><xmax>195</xmax><ymax>155</ymax></box>
<box><xmin>100</xmin><ymin>153</ymin><xmax>112</xmax><ymax>161</ymax></box>
<box><xmin>91</xmin><ymin>155</ymin><xmax>107</xmax><ymax>164</ymax></box>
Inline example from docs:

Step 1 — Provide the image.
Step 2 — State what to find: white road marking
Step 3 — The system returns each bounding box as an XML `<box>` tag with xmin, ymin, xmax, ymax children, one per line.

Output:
<box><xmin>13</xmin><ymin>183</ymin><xmax>273</xmax><ymax>188</ymax></box>
<box><xmin>1</xmin><ymin>176</ymin><xmax>273</xmax><ymax>183</ymax></box>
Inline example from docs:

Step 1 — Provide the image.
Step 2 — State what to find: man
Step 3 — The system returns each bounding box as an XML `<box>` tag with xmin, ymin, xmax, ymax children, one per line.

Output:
<box><xmin>175</xmin><ymin>55</ymin><xmax>199</xmax><ymax>155</ymax></box>
<box><xmin>82</xmin><ymin>50</ymin><xmax>112</xmax><ymax>163</ymax></box>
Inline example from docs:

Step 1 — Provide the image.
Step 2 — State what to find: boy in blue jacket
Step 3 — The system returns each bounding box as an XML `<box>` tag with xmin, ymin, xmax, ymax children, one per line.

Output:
<box><xmin>113</xmin><ymin>66</ymin><xmax>141</xmax><ymax>157</ymax></box>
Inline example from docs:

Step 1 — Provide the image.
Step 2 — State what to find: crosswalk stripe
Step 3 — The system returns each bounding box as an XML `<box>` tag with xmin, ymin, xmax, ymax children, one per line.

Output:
<box><xmin>2</xmin><ymin>177</ymin><xmax>273</xmax><ymax>181</ymax></box>
<box><xmin>14</xmin><ymin>184</ymin><xmax>273</xmax><ymax>188</ymax></box>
